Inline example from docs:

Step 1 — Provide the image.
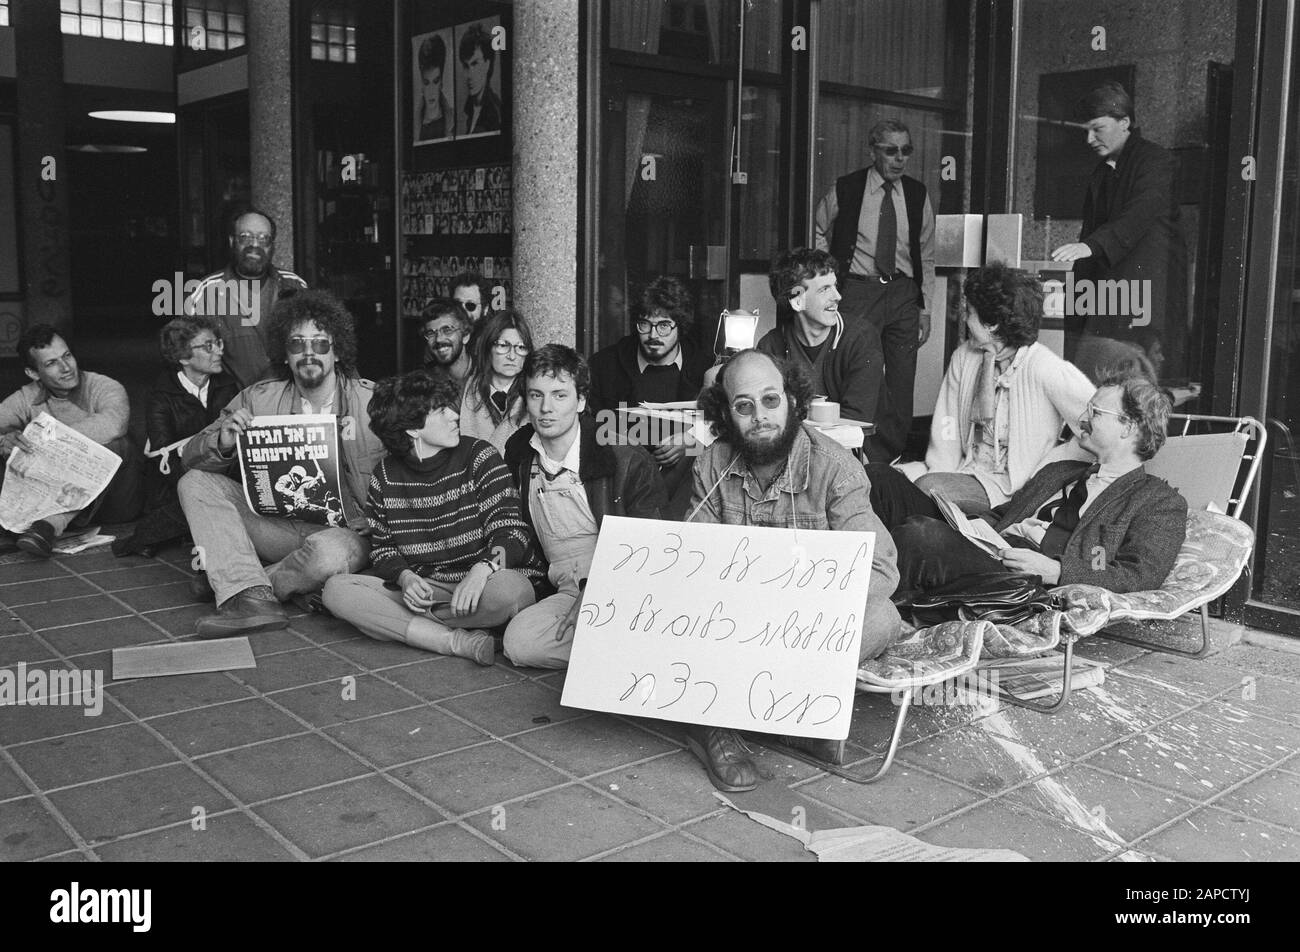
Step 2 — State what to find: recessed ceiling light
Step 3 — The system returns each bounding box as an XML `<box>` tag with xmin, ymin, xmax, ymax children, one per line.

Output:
<box><xmin>68</xmin><ymin>144</ymin><xmax>149</xmax><ymax>153</ymax></box>
<box><xmin>88</xmin><ymin>110</ymin><xmax>176</xmax><ymax>124</ymax></box>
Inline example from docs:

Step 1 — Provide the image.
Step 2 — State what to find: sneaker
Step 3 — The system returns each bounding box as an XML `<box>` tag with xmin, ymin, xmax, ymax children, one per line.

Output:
<box><xmin>16</xmin><ymin>520</ymin><xmax>55</xmax><ymax>559</ymax></box>
<box><xmin>189</xmin><ymin>572</ymin><xmax>216</xmax><ymax>603</ymax></box>
<box><xmin>685</xmin><ymin>726</ymin><xmax>760</xmax><ymax>792</ymax></box>
<box><xmin>449</xmin><ymin>628</ymin><xmax>495</xmax><ymax>666</ymax></box>
<box><xmin>778</xmin><ymin>734</ymin><xmax>845</xmax><ymax>766</ymax></box>
<box><xmin>196</xmin><ymin>588</ymin><xmax>289</xmax><ymax>639</ymax></box>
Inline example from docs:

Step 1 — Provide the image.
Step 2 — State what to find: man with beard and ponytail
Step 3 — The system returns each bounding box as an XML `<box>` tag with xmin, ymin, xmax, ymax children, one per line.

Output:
<box><xmin>186</xmin><ymin>208</ymin><xmax>308</xmax><ymax>389</ymax></box>
<box><xmin>682</xmin><ymin>349</ymin><xmax>903</xmax><ymax>791</ymax></box>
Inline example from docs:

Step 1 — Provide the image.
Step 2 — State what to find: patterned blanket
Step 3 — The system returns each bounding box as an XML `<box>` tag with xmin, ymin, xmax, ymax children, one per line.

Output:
<box><xmin>857</xmin><ymin>509</ymin><xmax>1254</xmax><ymax>691</ymax></box>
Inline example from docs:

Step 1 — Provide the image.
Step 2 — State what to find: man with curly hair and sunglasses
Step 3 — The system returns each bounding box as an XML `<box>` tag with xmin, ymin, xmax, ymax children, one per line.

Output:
<box><xmin>178</xmin><ymin>290</ymin><xmax>386</xmax><ymax>637</ymax></box>
<box><xmin>682</xmin><ymin>349</ymin><xmax>903</xmax><ymax>791</ymax></box>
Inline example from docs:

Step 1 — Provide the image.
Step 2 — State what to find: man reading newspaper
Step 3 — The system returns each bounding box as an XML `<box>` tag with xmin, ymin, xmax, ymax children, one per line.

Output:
<box><xmin>179</xmin><ymin>291</ymin><xmax>384</xmax><ymax>636</ymax></box>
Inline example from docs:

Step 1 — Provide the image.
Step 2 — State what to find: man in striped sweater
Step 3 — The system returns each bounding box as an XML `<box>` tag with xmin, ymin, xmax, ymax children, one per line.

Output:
<box><xmin>323</xmin><ymin>371</ymin><xmax>543</xmax><ymax>664</ymax></box>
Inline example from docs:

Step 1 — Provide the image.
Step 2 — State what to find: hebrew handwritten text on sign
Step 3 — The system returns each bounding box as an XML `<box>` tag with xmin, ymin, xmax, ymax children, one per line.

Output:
<box><xmin>561</xmin><ymin>517</ymin><xmax>875</xmax><ymax>740</ymax></box>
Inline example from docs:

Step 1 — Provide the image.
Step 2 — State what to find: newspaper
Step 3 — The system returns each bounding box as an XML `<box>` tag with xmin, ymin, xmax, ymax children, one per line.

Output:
<box><xmin>236</xmin><ymin>414</ymin><xmax>346</xmax><ymax>527</ymax></box>
<box><xmin>0</xmin><ymin>412</ymin><xmax>122</xmax><ymax>533</ymax></box>
<box><xmin>932</xmin><ymin>491</ymin><xmax>1009</xmax><ymax>558</ymax></box>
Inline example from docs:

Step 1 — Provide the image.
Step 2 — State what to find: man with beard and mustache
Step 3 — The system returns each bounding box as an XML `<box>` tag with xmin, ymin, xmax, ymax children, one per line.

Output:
<box><xmin>682</xmin><ymin>350</ymin><xmax>904</xmax><ymax>790</ymax></box>
<box><xmin>186</xmin><ymin>208</ymin><xmax>308</xmax><ymax>389</ymax></box>
<box><xmin>419</xmin><ymin>297</ymin><xmax>473</xmax><ymax>395</ymax></box>
<box><xmin>179</xmin><ymin>291</ymin><xmax>385</xmax><ymax>636</ymax></box>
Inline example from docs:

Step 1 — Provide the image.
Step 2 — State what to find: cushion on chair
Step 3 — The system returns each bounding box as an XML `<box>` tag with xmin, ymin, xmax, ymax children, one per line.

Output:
<box><xmin>857</xmin><ymin>620</ymin><xmax>987</xmax><ymax>691</ymax></box>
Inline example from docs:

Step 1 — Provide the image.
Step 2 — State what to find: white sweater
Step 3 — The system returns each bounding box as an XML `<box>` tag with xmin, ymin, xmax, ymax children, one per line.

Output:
<box><xmin>924</xmin><ymin>341</ymin><xmax>1094</xmax><ymax>493</ymax></box>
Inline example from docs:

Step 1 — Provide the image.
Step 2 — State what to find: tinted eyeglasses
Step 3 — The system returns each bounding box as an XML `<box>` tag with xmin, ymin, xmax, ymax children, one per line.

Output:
<box><xmin>190</xmin><ymin>338</ymin><xmax>225</xmax><ymax>354</ymax></box>
<box><xmin>236</xmin><ymin>232</ymin><xmax>273</xmax><ymax>247</ymax></box>
<box><xmin>492</xmin><ymin>341</ymin><xmax>530</xmax><ymax>356</ymax></box>
<box><xmin>456</xmin><ymin>299</ymin><xmax>480</xmax><ymax>313</ymax></box>
<box><xmin>423</xmin><ymin>326</ymin><xmax>463</xmax><ymax>341</ymax></box>
<box><xmin>1084</xmin><ymin>402</ymin><xmax>1127</xmax><ymax>422</ymax></box>
<box><xmin>874</xmin><ymin>145</ymin><xmax>914</xmax><ymax>158</ymax></box>
<box><xmin>731</xmin><ymin>392</ymin><xmax>784</xmax><ymax>417</ymax></box>
<box><xmin>286</xmin><ymin>337</ymin><xmax>334</xmax><ymax>355</ymax></box>
<box><xmin>635</xmin><ymin>319</ymin><xmax>677</xmax><ymax>337</ymax></box>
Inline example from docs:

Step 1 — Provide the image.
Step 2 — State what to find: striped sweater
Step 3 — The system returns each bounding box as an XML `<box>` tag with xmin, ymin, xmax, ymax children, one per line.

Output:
<box><xmin>365</xmin><ymin>436</ymin><xmax>544</xmax><ymax>587</ymax></box>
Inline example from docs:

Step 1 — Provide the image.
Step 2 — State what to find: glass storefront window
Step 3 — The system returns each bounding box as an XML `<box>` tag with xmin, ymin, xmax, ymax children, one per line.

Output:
<box><xmin>609</xmin><ymin>0</ymin><xmax>735</xmax><ymax>64</ymax></box>
<box><xmin>738</xmin><ymin>84</ymin><xmax>781</xmax><ymax>262</ymax></box>
<box><xmin>743</xmin><ymin>0</ymin><xmax>782</xmax><ymax>72</ymax></box>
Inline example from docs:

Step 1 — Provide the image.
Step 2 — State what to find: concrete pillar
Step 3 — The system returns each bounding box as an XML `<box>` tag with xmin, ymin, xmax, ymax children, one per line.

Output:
<box><xmin>247</xmin><ymin>0</ymin><xmax>295</xmax><ymax>270</ymax></box>
<box><xmin>11</xmin><ymin>0</ymin><xmax>72</xmax><ymax>334</ymax></box>
<box><xmin>512</xmin><ymin>0</ymin><xmax>580</xmax><ymax>346</ymax></box>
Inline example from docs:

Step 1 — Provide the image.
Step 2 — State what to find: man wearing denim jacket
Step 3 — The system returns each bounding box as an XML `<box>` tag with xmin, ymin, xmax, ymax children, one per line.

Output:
<box><xmin>684</xmin><ymin>349</ymin><xmax>903</xmax><ymax>791</ymax></box>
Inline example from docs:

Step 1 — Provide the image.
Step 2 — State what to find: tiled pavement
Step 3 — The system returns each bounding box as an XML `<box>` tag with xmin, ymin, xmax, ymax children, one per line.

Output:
<box><xmin>1</xmin><ymin>544</ymin><xmax>1298</xmax><ymax>862</ymax></box>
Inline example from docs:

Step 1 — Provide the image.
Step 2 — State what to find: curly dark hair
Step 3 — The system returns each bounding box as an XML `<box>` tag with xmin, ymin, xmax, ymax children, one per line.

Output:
<box><xmin>267</xmin><ymin>289</ymin><xmax>359</xmax><ymax>378</ymax></box>
<box><xmin>16</xmin><ymin>323</ymin><xmax>65</xmax><ymax>370</ymax></box>
<box><xmin>697</xmin><ymin>350</ymin><xmax>813</xmax><ymax>445</ymax></box>
<box><xmin>635</xmin><ymin>276</ymin><xmax>694</xmax><ymax>332</ymax></box>
<box><xmin>523</xmin><ymin>344</ymin><xmax>590</xmax><ymax>400</ymax></box>
<box><xmin>421</xmin><ymin>297</ymin><xmax>472</xmax><ymax>335</ymax></box>
<box><xmin>962</xmin><ymin>262</ymin><xmax>1042</xmax><ymax>350</ymax></box>
<box><xmin>159</xmin><ymin>316</ymin><xmax>222</xmax><ymax>369</ymax></box>
<box><xmin>769</xmin><ymin>248</ymin><xmax>839</xmax><ymax>322</ymax></box>
<box><xmin>1096</xmin><ymin>371</ymin><xmax>1171</xmax><ymax>461</ymax></box>
<box><xmin>367</xmin><ymin>370</ymin><xmax>462</xmax><ymax>457</ymax></box>
<box><xmin>466</xmin><ymin>308</ymin><xmax>534</xmax><ymax>427</ymax></box>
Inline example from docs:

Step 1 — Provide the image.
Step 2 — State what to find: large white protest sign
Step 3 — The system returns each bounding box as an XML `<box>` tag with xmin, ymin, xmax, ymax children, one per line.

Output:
<box><xmin>562</xmin><ymin>516</ymin><xmax>876</xmax><ymax>740</ymax></box>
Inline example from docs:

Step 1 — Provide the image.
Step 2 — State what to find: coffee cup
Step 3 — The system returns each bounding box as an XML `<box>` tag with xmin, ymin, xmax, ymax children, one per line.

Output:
<box><xmin>809</xmin><ymin>399</ymin><xmax>840</xmax><ymax>424</ymax></box>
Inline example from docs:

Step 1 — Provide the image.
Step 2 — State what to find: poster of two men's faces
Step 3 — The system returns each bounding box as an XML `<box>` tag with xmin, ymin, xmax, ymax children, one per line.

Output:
<box><xmin>412</xmin><ymin>16</ymin><xmax>504</xmax><ymax>146</ymax></box>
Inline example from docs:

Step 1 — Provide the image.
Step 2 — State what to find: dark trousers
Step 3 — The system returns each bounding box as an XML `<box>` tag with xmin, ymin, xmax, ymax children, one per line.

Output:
<box><xmin>842</xmin><ymin>277</ymin><xmax>919</xmax><ymax>458</ymax></box>
<box><xmin>865</xmin><ymin>462</ymin><xmax>940</xmax><ymax>530</ymax></box>
<box><xmin>893</xmin><ymin>516</ymin><xmax>1004</xmax><ymax>596</ymax></box>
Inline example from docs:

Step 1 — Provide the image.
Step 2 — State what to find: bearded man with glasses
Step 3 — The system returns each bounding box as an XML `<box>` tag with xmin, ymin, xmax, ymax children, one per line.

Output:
<box><xmin>178</xmin><ymin>291</ymin><xmax>385</xmax><ymax>636</ymax></box>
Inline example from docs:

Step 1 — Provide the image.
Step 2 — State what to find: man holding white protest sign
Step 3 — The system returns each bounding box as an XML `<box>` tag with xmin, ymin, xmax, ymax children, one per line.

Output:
<box><xmin>179</xmin><ymin>291</ymin><xmax>384</xmax><ymax>637</ymax></box>
<box><xmin>677</xmin><ymin>350</ymin><xmax>904</xmax><ymax>790</ymax></box>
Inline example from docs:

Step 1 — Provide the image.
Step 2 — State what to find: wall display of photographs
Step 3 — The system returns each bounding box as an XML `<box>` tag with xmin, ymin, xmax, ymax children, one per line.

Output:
<box><xmin>401</xmin><ymin>164</ymin><xmax>511</xmax><ymax>236</ymax></box>
<box><xmin>411</xmin><ymin>16</ymin><xmax>504</xmax><ymax>146</ymax></box>
<box><xmin>401</xmin><ymin>255</ymin><xmax>513</xmax><ymax>319</ymax></box>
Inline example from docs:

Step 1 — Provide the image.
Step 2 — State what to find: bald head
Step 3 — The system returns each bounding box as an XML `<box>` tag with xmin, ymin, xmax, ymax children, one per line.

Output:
<box><xmin>721</xmin><ymin>349</ymin><xmax>781</xmax><ymax>401</ymax></box>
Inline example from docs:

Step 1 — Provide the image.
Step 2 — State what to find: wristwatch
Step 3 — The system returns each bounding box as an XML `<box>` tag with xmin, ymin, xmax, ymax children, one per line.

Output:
<box><xmin>477</xmin><ymin>558</ymin><xmax>499</xmax><ymax>574</ymax></box>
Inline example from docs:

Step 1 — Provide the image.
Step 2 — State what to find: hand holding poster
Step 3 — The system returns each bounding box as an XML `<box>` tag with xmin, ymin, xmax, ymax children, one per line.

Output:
<box><xmin>0</xmin><ymin>412</ymin><xmax>122</xmax><ymax>533</ymax></box>
<box><xmin>561</xmin><ymin>517</ymin><xmax>876</xmax><ymax>740</ymax></box>
<box><xmin>237</xmin><ymin>414</ymin><xmax>345</xmax><ymax>527</ymax></box>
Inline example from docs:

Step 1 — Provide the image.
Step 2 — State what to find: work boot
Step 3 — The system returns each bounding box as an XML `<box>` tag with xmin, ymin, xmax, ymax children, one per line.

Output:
<box><xmin>196</xmin><ymin>586</ymin><xmax>289</xmax><ymax>639</ymax></box>
<box><xmin>778</xmin><ymin>734</ymin><xmax>845</xmax><ymax>765</ymax></box>
<box><xmin>189</xmin><ymin>571</ymin><xmax>216</xmax><ymax>603</ymax></box>
<box><xmin>685</xmin><ymin>726</ymin><xmax>760</xmax><ymax>792</ymax></box>
<box><xmin>16</xmin><ymin>520</ymin><xmax>55</xmax><ymax>559</ymax></box>
<box><xmin>449</xmin><ymin>628</ymin><xmax>495</xmax><ymax>666</ymax></box>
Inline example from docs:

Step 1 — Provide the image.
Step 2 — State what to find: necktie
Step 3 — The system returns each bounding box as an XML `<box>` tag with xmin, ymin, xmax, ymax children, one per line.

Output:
<box><xmin>1037</xmin><ymin>470</ymin><xmax>1095</xmax><ymax>559</ymax></box>
<box><xmin>490</xmin><ymin>390</ymin><xmax>509</xmax><ymax>415</ymax></box>
<box><xmin>876</xmin><ymin>180</ymin><xmax>898</xmax><ymax>279</ymax></box>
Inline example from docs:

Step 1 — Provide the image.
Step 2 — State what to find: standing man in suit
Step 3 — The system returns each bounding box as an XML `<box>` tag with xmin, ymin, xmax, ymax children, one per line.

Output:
<box><xmin>1052</xmin><ymin>82</ymin><xmax>1188</xmax><ymax>383</ymax></box>
<box><xmin>814</xmin><ymin>119</ymin><xmax>935</xmax><ymax>459</ymax></box>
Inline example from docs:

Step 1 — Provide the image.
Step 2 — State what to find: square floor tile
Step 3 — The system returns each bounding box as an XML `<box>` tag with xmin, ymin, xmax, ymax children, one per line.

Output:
<box><xmin>598</xmin><ymin>832</ymin><xmax>735</xmax><ymax>862</ymax></box>
<box><xmin>847</xmin><ymin>689</ymin><xmax>982</xmax><ymax>751</ymax></box>
<box><xmin>229</xmin><ymin>647</ymin><xmax>360</xmax><ymax>693</ymax></box>
<box><xmin>10</xmin><ymin>723</ymin><xmax>178</xmax><ymax>789</ymax></box>
<box><xmin>439</xmin><ymin>681</ymin><xmax>584</xmax><ymax>736</ymax></box>
<box><xmin>684</xmin><ymin>810</ymin><xmax>811</xmax><ymax>862</ymax></box>
<box><xmin>1198</xmin><ymin>700</ymin><xmax>1299</xmax><ymax>761</ymax></box>
<box><xmin>895</xmin><ymin>725</ymin><xmax>1052</xmax><ymax>795</ymax></box>
<box><xmin>83</xmin><ymin>564</ymin><xmax>189</xmax><ymax>593</ymax></box>
<box><xmin>49</xmin><ymin>763</ymin><xmax>232</xmax><ymax>843</ymax></box>
<box><xmin>798</xmin><ymin>764</ymin><xmax>981</xmax><ymax>831</ymax></box>
<box><xmin>971</xmin><ymin>694</ymin><xmax>1135</xmax><ymax>759</ymax></box>
<box><xmin>287</xmin><ymin>613</ymin><xmax>366</xmax><ymax>646</ymax></box>
<box><xmin>322</xmin><ymin>636</ymin><xmax>434</xmax><ymax>670</ymax></box>
<box><xmin>510</xmin><ymin>714</ymin><xmax>679</xmax><ymax>778</ymax></box>
<box><xmin>108</xmin><ymin>672</ymin><xmax>251</xmax><ymax>719</ymax></box>
<box><xmin>140</xmin><ymin>605</ymin><xmax>209</xmax><ymax>637</ymax></box>
<box><xmin>41</xmin><ymin>615</ymin><xmax>166</xmax><ymax>657</ymax></box>
<box><xmin>1206</xmin><ymin>643</ymin><xmax>1300</xmax><ymax>682</ymax></box>
<box><xmin>1115</xmin><ymin>653</ymin><xmax>1254</xmax><ymax>701</ymax></box>
<box><xmin>0</xmin><ymin>759</ymin><xmax>29</xmax><ymax>801</ymax></box>
<box><xmin>1003</xmin><ymin>764</ymin><xmax>1196</xmax><ymax>843</ymax></box>
<box><xmin>0</xmin><ymin>615</ymin><xmax>26</xmax><ymax>637</ymax></box>
<box><xmin>1212</xmin><ymin>770</ymin><xmax>1300</xmax><ymax>832</ymax></box>
<box><xmin>0</xmin><ymin>634</ymin><xmax>58</xmax><ymax>667</ymax></box>
<box><xmin>1142</xmin><ymin>806</ymin><xmax>1300</xmax><ymax>861</ymax></box>
<box><xmin>380</xmin><ymin>657</ymin><xmax>525</xmax><ymax>701</ymax></box>
<box><xmin>0</xmin><ymin>560</ymin><xmax>72</xmax><ymax>584</ymax></box>
<box><xmin>391</xmin><ymin>742</ymin><xmax>570</xmax><ymax>815</ymax></box>
<box><xmin>0</xmin><ymin>575</ymin><xmax>96</xmax><ymax>607</ymax></box>
<box><xmin>113</xmin><ymin>581</ymin><xmax>201</xmax><ymax>613</ymax></box>
<box><xmin>150</xmin><ymin>698</ymin><xmax>306</xmax><ymax>756</ymax></box>
<box><xmin>594</xmin><ymin>750</ymin><xmax>725</xmax><ymax>825</ymax></box>
<box><xmin>60</xmin><ymin>550</ymin><xmax>154</xmax><ymax>573</ymax></box>
<box><xmin>0</xmin><ymin>797</ymin><xmax>75</xmax><ymax>861</ymax></box>
<box><xmin>12</xmin><ymin>595</ymin><xmax>131</xmax><ymax>631</ymax></box>
<box><xmin>254</xmin><ymin>775</ymin><xmax>444</xmax><ymax>859</ymax></box>
<box><xmin>1210</xmin><ymin>675</ymin><xmax>1300</xmax><ymax>726</ymax></box>
<box><xmin>1077</xmin><ymin>669</ymin><xmax>1202</xmax><ymax>733</ymax></box>
<box><xmin>247</xmin><ymin>628</ymin><xmax>314</xmax><ymax>657</ymax></box>
<box><xmin>95</xmin><ymin>811</ymin><xmax>297</xmax><ymax>862</ymax></box>
<box><xmin>197</xmin><ymin>733</ymin><xmax>369</xmax><ymax>803</ymax></box>
<box><xmin>919</xmin><ymin>800</ymin><xmax>1116</xmax><ymax>860</ymax></box>
<box><xmin>325</xmin><ymin>707</ymin><xmax>486</xmax><ymax>768</ymax></box>
<box><xmin>271</xmin><ymin>675</ymin><xmax>418</xmax><ymax>728</ymax></box>
<box><xmin>0</xmin><ymin>686</ymin><xmax>129</xmax><ymax>745</ymax></box>
<box><xmin>333</xmin><ymin>823</ymin><xmax>511</xmax><ymax>862</ymax></box>
<box><xmin>465</xmin><ymin>785</ymin><xmax>664</xmax><ymax>862</ymax></box>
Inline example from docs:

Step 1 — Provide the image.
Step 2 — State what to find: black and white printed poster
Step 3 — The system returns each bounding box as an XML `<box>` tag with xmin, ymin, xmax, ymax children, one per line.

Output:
<box><xmin>237</xmin><ymin>414</ymin><xmax>345</xmax><ymax>527</ymax></box>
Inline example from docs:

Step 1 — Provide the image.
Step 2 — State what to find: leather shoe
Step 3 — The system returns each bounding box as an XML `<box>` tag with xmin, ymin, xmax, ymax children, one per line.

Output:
<box><xmin>685</xmin><ymin>726</ymin><xmax>759</xmax><ymax>792</ymax></box>
<box><xmin>778</xmin><ymin>734</ymin><xmax>845</xmax><ymax>765</ymax></box>
<box><xmin>189</xmin><ymin>572</ymin><xmax>216</xmax><ymax>603</ymax></box>
<box><xmin>16</xmin><ymin>520</ymin><xmax>55</xmax><ymax>559</ymax></box>
<box><xmin>196</xmin><ymin>590</ymin><xmax>289</xmax><ymax>639</ymax></box>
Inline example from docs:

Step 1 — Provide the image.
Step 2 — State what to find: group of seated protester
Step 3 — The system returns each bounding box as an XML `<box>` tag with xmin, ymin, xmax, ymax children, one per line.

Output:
<box><xmin>0</xmin><ymin>249</ymin><xmax>1190</xmax><ymax>797</ymax></box>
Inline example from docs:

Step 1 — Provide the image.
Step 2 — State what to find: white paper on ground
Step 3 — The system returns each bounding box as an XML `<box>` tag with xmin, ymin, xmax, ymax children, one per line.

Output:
<box><xmin>112</xmin><ymin>638</ymin><xmax>257</xmax><ymax>680</ymax></box>
<box><xmin>715</xmin><ymin>793</ymin><xmax>1029</xmax><ymax>861</ymax></box>
<box><xmin>52</xmin><ymin>529</ymin><xmax>115</xmax><ymax>555</ymax></box>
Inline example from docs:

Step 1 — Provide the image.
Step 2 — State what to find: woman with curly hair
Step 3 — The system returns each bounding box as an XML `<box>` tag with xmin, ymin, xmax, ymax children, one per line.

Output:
<box><xmin>322</xmin><ymin>370</ymin><xmax>543</xmax><ymax>665</ymax></box>
<box><xmin>868</xmin><ymin>262</ymin><xmax>1095</xmax><ymax>525</ymax></box>
<box><xmin>458</xmin><ymin>308</ymin><xmax>533</xmax><ymax>452</ymax></box>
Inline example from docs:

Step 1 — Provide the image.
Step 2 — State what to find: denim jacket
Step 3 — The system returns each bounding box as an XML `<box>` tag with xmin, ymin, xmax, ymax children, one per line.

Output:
<box><xmin>688</xmin><ymin>423</ymin><xmax>900</xmax><ymax>600</ymax></box>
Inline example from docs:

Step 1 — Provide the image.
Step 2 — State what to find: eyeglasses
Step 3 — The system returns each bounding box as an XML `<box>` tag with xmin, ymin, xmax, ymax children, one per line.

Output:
<box><xmin>1084</xmin><ymin>402</ymin><xmax>1127</xmax><ymax>422</ymax></box>
<box><xmin>190</xmin><ymin>338</ymin><xmax>225</xmax><ymax>354</ymax></box>
<box><xmin>456</xmin><ymin>300</ymin><xmax>480</xmax><ymax>313</ymax></box>
<box><xmin>236</xmin><ymin>232</ymin><xmax>273</xmax><ymax>247</ymax></box>
<box><xmin>635</xmin><ymin>319</ymin><xmax>677</xmax><ymax>337</ymax></box>
<box><xmin>423</xmin><ymin>326</ymin><xmax>463</xmax><ymax>341</ymax></box>
<box><xmin>731</xmin><ymin>392</ymin><xmax>784</xmax><ymax>417</ymax></box>
<box><xmin>286</xmin><ymin>337</ymin><xmax>334</xmax><ymax>355</ymax></box>
<box><xmin>492</xmin><ymin>341</ymin><xmax>530</xmax><ymax>356</ymax></box>
<box><xmin>874</xmin><ymin>145</ymin><xmax>914</xmax><ymax>158</ymax></box>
